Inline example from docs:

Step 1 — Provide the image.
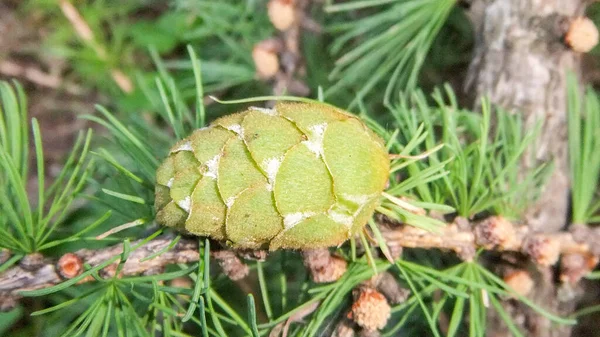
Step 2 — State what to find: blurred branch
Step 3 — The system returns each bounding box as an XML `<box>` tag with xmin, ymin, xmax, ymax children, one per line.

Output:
<box><xmin>0</xmin><ymin>59</ymin><xmax>84</xmax><ymax>95</ymax></box>
<box><xmin>59</xmin><ymin>0</ymin><xmax>133</xmax><ymax>93</ymax></box>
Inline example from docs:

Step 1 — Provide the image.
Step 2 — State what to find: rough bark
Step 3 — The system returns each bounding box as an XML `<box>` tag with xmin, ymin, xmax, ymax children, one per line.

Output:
<box><xmin>467</xmin><ymin>0</ymin><xmax>581</xmax><ymax>233</ymax></box>
<box><xmin>466</xmin><ymin>1</ymin><xmax>584</xmax><ymax>336</ymax></box>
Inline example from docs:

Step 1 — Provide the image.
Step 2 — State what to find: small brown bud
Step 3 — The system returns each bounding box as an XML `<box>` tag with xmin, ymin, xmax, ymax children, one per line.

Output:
<box><xmin>560</xmin><ymin>252</ymin><xmax>599</xmax><ymax>284</ymax></box>
<box><xmin>571</xmin><ymin>224</ymin><xmax>600</xmax><ymax>256</ymax></box>
<box><xmin>565</xmin><ymin>17</ymin><xmax>599</xmax><ymax>53</ymax></box>
<box><xmin>20</xmin><ymin>252</ymin><xmax>45</xmax><ymax>271</ymax></box>
<box><xmin>267</xmin><ymin>0</ymin><xmax>296</xmax><ymax>31</ymax></box>
<box><xmin>503</xmin><ymin>270</ymin><xmax>534</xmax><ymax>297</ymax></box>
<box><xmin>252</xmin><ymin>40</ymin><xmax>281</xmax><ymax>79</ymax></box>
<box><xmin>303</xmin><ymin>249</ymin><xmax>348</xmax><ymax>283</ymax></box>
<box><xmin>474</xmin><ymin>216</ymin><xmax>516</xmax><ymax>249</ymax></box>
<box><xmin>523</xmin><ymin>235</ymin><xmax>560</xmax><ymax>267</ymax></box>
<box><xmin>57</xmin><ymin>253</ymin><xmax>83</xmax><ymax>279</ymax></box>
<box><xmin>349</xmin><ymin>287</ymin><xmax>391</xmax><ymax>331</ymax></box>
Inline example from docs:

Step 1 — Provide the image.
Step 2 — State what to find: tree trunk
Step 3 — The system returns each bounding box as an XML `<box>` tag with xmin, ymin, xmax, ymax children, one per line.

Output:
<box><xmin>466</xmin><ymin>1</ymin><xmax>584</xmax><ymax>336</ymax></box>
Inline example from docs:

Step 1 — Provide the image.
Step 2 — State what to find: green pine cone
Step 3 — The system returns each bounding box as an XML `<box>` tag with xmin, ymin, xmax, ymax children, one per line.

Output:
<box><xmin>155</xmin><ymin>102</ymin><xmax>390</xmax><ymax>250</ymax></box>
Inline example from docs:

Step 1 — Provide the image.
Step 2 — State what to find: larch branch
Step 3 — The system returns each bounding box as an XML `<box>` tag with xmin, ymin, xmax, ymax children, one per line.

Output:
<box><xmin>1</xmin><ymin>217</ymin><xmax>599</xmax><ymax>310</ymax></box>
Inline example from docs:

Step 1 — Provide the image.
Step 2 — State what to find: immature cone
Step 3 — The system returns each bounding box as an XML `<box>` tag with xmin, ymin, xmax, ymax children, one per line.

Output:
<box><xmin>565</xmin><ymin>17</ymin><xmax>599</xmax><ymax>53</ymax></box>
<box><xmin>155</xmin><ymin>102</ymin><xmax>390</xmax><ymax>250</ymax></box>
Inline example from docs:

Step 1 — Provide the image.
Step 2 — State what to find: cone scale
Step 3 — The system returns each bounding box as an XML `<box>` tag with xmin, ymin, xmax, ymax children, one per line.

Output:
<box><xmin>155</xmin><ymin>102</ymin><xmax>389</xmax><ymax>250</ymax></box>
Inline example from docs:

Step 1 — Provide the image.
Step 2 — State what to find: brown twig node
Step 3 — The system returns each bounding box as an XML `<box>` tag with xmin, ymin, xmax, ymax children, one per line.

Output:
<box><xmin>258</xmin><ymin>0</ymin><xmax>311</xmax><ymax>97</ymax></box>
<box><xmin>19</xmin><ymin>253</ymin><xmax>45</xmax><ymax>271</ymax></box>
<box><xmin>267</xmin><ymin>0</ymin><xmax>297</xmax><ymax>31</ymax></box>
<box><xmin>503</xmin><ymin>269</ymin><xmax>535</xmax><ymax>297</ymax></box>
<box><xmin>252</xmin><ymin>39</ymin><xmax>283</xmax><ymax>79</ymax></box>
<box><xmin>565</xmin><ymin>17</ymin><xmax>599</xmax><ymax>53</ymax></box>
<box><xmin>57</xmin><ymin>253</ymin><xmax>83</xmax><ymax>279</ymax></box>
<box><xmin>475</xmin><ymin>215</ymin><xmax>518</xmax><ymax>250</ymax></box>
<box><xmin>570</xmin><ymin>224</ymin><xmax>600</xmax><ymax>256</ymax></box>
<box><xmin>523</xmin><ymin>235</ymin><xmax>561</xmax><ymax>267</ymax></box>
<box><xmin>302</xmin><ymin>249</ymin><xmax>347</xmax><ymax>283</ymax></box>
<box><xmin>559</xmin><ymin>252</ymin><xmax>598</xmax><ymax>284</ymax></box>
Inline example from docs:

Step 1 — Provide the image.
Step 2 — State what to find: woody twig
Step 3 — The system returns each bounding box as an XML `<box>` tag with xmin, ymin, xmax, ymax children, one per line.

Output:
<box><xmin>1</xmin><ymin>216</ymin><xmax>598</xmax><ymax>311</ymax></box>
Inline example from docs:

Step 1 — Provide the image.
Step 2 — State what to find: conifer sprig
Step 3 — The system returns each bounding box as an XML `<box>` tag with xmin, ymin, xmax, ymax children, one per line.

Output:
<box><xmin>0</xmin><ymin>81</ymin><xmax>101</xmax><ymax>254</ymax></box>
<box><xmin>325</xmin><ymin>0</ymin><xmax>457</xmax><ymax>105</ymax></box>
<box><xmin>568</xmin><ymin>74</ymin><xmax>600</xmax><ymax>224</ymax></box>
<box><xmin>380</xmin><ymin>86</ymin><xmax>550</xmax><ymax>219</ymax></box>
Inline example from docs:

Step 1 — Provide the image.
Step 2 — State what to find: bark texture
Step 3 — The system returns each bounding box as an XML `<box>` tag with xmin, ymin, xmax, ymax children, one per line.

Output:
<box><xmin>467</xmin><ymin>0</ymin><xmax>581</xmax><ymax>233</ymax></box>
<box><xmin>467</xmin><ymin>1</ymin><xmax>584</xmax><ymax>336</ymax></box>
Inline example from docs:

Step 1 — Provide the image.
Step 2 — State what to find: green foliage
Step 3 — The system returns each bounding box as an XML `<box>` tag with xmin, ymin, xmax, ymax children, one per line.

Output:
<box><xmin>26</xmin><ymin>0</ymin><xmax>475</xmax><ymax>114</ymax></box>
<box><xmin>15</xmin><ymin>49</ymin><xmax>559</xmax><ymax>336</ymax></box>
<box><xmin>325</xmin><ymin>0</ymin><xmax>457</xmax><ymax>105</ymax></box>
<box><xmin>374</xmin><ymin>86</ymin><xmax>551</xmax><ymax>219</ymax></box>
<box><xmin>390</xmin><ymin>258</ymin><xmax>575</xmax><ymax>337</ymax></box>
<box><xmin>81</xmin><ymin>47</ymin><xmax>208</xmax><ymax>228</ymax></box>
<box><xmin>168</xmin><ymin>0</ymin><xmax>274</xmax><ymax>91</ymax></box>
<box><xmin>28</xmin><ymin>0</ymin><xmax>273</xmax><ymax>113</ymax></box>
<box><xmin>568</xmin><ymin>74</ymin><xmax>600</xmax><ymax>224</ymax></box>
<box><xmin>3</xmin><ymin>1</ymin><xmax>593</xmax><ymax>336</ymax></box>
<box><xmin>28</xmin><ymin>0</ymin><xmax>151</xmax><ymax>96</ymax></box>
<box><xmin>0</xmin><ymin>81</ymin><xmax>101</xmax><ymax>254</ymax></box>
<box><xmin>23</xmin><ymin>234</ymin><xmax>204</xmax><ymax>336</ymax></box>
